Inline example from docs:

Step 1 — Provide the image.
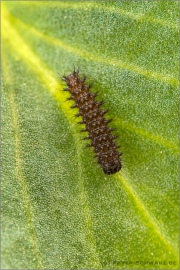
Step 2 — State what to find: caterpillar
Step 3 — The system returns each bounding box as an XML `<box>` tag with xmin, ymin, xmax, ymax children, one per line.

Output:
<box><xmin>63</xmin><ymin>69</ymin><xmax>122</xmax><ymax>174</ymax></box>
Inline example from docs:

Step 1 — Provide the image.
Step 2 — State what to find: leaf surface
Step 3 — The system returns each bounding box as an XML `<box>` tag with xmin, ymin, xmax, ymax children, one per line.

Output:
<box><xmin>2</xmin><ymin>1</ymin><xmax>179</xmax><ymax>269</ymax></box>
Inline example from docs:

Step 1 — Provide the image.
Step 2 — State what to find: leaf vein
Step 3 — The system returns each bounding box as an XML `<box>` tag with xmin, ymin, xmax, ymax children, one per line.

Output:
<box><xmin>116</xmin><ymin>173</ymin><xmax>178</xmax><ymax>258</ymax></box>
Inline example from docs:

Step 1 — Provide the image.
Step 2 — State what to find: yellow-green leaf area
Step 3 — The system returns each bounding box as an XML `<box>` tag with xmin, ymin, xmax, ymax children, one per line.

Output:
<box><xmin>2</xmin><ymin>1</ymin><xmax>179</xmax><ymax>269</ymax></box>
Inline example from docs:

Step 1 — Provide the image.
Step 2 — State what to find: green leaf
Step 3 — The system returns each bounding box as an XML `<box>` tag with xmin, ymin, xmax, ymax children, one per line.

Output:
<box><xmin>2</xmin><ymin>1</ymin><xmax>179</xmax><ymax>269</ymax></box>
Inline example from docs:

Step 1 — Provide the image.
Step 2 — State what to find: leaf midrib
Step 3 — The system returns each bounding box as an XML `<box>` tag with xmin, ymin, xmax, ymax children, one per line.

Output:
<box><xmin>2</xmin><ymin>5</ymin><xmax>178</xmax><ymax>157</ymax></box>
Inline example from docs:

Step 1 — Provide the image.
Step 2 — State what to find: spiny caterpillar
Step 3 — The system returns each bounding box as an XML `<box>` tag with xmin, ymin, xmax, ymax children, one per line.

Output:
<box><xmin>63</xmin><ymin>69</ymin><xmax>122</xmax><ymax>174</ymax></box>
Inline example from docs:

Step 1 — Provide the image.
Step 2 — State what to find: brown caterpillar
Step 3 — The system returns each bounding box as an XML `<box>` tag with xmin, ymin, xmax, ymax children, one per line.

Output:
<box><xmin>63</xmin><ymin>69</ymin><xmax>122</xmax><ymax>174</ymax></box>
